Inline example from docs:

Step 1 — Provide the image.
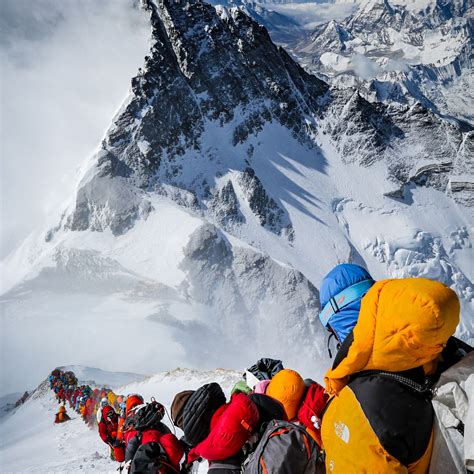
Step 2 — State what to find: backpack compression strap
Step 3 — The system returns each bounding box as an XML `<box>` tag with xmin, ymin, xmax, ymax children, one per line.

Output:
<box><xmin>319</xmin><ymin>279</ymin><xmax>375</xmax><ymax>328</ymax></box>
<box><xmin>355</xmin><ymin>370</ymin><xmax>434</xmax><ymax>398</ymax></box>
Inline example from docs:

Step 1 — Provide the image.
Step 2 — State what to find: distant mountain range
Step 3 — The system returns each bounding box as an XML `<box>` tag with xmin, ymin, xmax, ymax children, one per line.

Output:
<box><xmin>1</xmin><ymin>0</ymin><xmax>472</xmax><ymax>395</ymax></box>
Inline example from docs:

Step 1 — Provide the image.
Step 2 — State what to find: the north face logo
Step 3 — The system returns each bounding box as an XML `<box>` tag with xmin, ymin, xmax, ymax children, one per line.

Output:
<box><xmin>334</xmin><ymin>421</ymin><xmax>350</xmax><ymax>443</ymax></box>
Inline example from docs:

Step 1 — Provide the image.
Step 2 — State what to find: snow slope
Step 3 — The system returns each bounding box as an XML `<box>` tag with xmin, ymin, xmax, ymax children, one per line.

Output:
<box><xmin>0</xmin><ymin>367</ymin><xmax>242</xmax><ymax>473</ymax></box>
<box><xmin>0</xmin><ymin>195</ymin><xmax>328</xmax><ymax>395</ymax></box>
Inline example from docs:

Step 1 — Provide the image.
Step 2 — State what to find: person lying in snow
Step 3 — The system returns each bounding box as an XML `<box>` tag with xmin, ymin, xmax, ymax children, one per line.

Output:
<box><xmin>54</xmin><ymin>405</ymin><xmax>70</xmax><ymax>424</ymax></box>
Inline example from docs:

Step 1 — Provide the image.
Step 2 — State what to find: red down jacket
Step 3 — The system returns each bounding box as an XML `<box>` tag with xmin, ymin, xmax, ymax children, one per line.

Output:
<box><xmin>297</xmin><ymin>381</ymin><xmax>329</xmax><ymax>447</ymax></box>
<box><xmin>188</xmin><ymin>393</ymin><xmax>260</xmax><ymax>462</ymax></box>
<box><xmin>98</xmin><ymin>405</ymin><xmax>118</xmax><ymax>445</ymax></box>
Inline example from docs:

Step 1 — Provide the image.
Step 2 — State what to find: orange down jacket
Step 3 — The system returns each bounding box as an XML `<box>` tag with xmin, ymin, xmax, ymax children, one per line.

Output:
<box><xmin>266</xmin><ymin>369</ymin><xmax>306</xmax><ymax>420</ymax></box>
<box><xmin>321</xmin><ymin>278</ymin><xmax>460</xmax><ymax>474</ymax></box>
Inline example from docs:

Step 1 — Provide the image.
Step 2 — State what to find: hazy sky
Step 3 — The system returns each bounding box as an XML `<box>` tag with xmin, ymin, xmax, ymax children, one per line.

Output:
<box><xmin>267</xmin><ymin>2</ymin><xmax>357</xmax><ymax>29</ymax></box>
<box><xmin>0</xmin><ymin>0</ymin><xmax>150</xmax><ymax>258</ymax></box>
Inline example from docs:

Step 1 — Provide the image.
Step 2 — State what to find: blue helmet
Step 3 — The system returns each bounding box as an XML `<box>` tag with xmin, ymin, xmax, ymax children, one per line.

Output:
<box><xmin>320</xmin><ymin>264</ymin><xmax>374</xmax><ymax>344</ymax></box>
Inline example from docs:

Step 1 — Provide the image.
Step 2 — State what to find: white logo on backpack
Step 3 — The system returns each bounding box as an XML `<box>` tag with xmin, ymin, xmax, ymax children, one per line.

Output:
<box><xmin>334</xmin><ymin>421</ymin><xmax>350</xmax><ymax>443</ymax></box>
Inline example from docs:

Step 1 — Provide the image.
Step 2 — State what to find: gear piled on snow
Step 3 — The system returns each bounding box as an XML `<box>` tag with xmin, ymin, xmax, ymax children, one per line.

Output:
<box><xmin>46</xmin><ymin>272</ymin><xmax>473</xmax><ymax>473</ymax></box>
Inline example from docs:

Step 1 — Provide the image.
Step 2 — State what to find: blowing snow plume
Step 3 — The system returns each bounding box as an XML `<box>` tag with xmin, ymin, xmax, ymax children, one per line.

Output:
<box><xmin>0</xmin><ymin>0</ymin><xmax>150</xmax><ymax>258</ymax></box>
<box><xmin>1</xmin><ymin>0</ymin><xmax>473</xmax><ymax>395</ymax></box>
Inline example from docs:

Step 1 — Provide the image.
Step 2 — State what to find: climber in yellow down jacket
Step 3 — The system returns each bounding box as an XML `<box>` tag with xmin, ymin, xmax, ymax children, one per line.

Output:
<box><xmin>318</xmin><ymin>265</ymin><xmax>460</xmax><ymax>473</ymax></box>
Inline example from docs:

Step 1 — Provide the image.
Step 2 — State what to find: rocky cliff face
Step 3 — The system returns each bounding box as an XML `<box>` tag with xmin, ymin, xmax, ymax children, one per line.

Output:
<box><xmin>206</xmin><ymin>0</ymin><xmax>306</xmax><ymax>45</ymax></box>
<box><xmin>60</xmin><ymin>0</ymin><xmax>471</xmax><ymax>242</ymax></box>
<box><xmin>64</xmin><ymin>0</ymin><xmax>330</xmax><ymax>238</ymax></box>
<box><xmin>2</xmin><ymin>0</ymin><xmax>472</xmax><ymax>388</ymax></box>
<box><xmin>55</xmin><ymin>0</ymin><xmax>472</xmax><ymax>301</ymax></box>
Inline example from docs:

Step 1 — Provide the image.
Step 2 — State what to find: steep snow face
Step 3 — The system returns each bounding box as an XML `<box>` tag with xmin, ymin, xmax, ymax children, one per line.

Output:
<box><xmin>0</xmin><ymin>367</ymin><xmax>241</xmax><ymax>473</ymax></box>
<box><xmin>295</xmin><ymin>0</ymin><xmax>474</xmax><ymax>125</ymax></box>
<box><xmin>1</xmin><ymin>0</ymin><xmax>473</xmax><ymax>393</ymax></box>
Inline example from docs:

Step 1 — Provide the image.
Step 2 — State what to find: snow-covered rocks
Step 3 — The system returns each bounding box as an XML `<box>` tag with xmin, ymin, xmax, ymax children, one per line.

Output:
<box><xmin>238</xmin><ymin>167</ymin><xmax>293</xmax><ymax>237</ymax></box>
<box><xmin>178</xmin><ymin>223</ymin><xmax>322</xmax><ymax>363</ymax></box>
<box><xmin>295</xmin><ymin>0</ymin><xmax>474</xmax><ymax>125</ymax></box>
<box><xmin>1</xmin><ymin>0</ymin><xmax>473</xmax><ymax>396</ymax></box>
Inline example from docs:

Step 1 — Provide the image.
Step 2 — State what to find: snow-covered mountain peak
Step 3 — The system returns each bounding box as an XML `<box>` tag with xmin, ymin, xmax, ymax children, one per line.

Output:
<box><xmin>295</xmin><ymin>0</ymin><xmax>473</xmax><ymax>124</ymax></box>
<box><xmin>1</xmin><ymin>0</ymin><xmax>472</xmax><ymax>396</ymax></box>
<box><xmin>355</xmin><ymin>0</ymin><xmax>471</xmax><ymax>16</ymax></box>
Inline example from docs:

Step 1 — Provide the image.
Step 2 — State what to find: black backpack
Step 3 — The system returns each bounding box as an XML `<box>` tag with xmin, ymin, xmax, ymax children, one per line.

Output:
<box><xmin>243</xmin><ymin>420</ymin><xmax>321</xmax><ymax>474</ymax></box>
<box><xmin>123</xmin><ymin>400</ymin><xmax>165</xmax><ymax>433</ymax></box>
<box><xmin>129</xmin><ymin>441</ymin><xmax>178</xmax><ymax>474</ymax></box>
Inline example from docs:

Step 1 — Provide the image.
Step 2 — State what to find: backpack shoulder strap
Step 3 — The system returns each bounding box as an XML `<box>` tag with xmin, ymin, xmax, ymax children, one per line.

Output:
<box><xmin>208</xmin><ymin>462</ymin><xmax>242</xmax><ymax>470</ymax></box>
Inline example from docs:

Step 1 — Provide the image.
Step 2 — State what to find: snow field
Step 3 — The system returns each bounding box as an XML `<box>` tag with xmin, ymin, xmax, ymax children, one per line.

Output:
<box><xmin>0</xmin><ymin>367</ymin><xmax>242</xmax><ymax>473</ymax></box>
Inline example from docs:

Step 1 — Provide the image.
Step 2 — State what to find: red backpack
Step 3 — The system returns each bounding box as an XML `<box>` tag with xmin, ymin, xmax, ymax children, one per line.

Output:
<box><xmin>297</xmin><ymin>382</ymin><xmax>329</xmax><ymax>447</ymax></box>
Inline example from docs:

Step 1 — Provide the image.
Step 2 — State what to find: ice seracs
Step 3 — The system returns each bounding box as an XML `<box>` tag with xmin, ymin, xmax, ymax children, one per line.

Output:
<box><xmin>1</xmin><ymin>0</ymin><xmax>472</xmax><ymax>396</ymax></box>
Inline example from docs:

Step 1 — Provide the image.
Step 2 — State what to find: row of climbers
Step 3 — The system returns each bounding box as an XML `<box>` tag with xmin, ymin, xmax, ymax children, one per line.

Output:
<box><xmin>169</xmin><ymin>362</ymin><xmax>326</xmax><ymax>473</ymax></box>
<box><xmin>48</xmin><ymin>265</ymin><xmax>474</xmax><ymax>473</ymax></box>
<box><xmin>49</xmin><ymin>368</ymin><xmax>126</xmax><ymax>461</ymax></box>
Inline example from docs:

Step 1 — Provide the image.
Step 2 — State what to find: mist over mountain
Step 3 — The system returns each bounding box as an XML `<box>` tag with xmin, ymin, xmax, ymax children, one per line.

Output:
<box><xmin>0</xmin><ymin>0</ymin><xmax>150</xmax><ymax>258</ymax></box>
<box><xmin>1</xmin><ymin>0</ymin><xmax>472</xmax><ymax>397</ymax></box>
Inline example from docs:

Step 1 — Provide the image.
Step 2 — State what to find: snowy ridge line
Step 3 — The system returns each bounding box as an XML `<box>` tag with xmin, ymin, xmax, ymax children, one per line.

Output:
<box><xmin>293</xmin><ymin>0</ymin><xmax>474</xmax><ymax>126</ymax></box>
<box><xmin>0</xmin><ymin>366</ymin><xmax>243</xmax><ymax>472</ymax></box>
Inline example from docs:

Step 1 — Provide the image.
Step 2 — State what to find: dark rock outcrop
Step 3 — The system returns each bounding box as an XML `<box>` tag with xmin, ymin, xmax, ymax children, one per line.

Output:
<box><xmin>61</xmin><ymin>0</ymin><xmax>472</xmax><ymax>241</ymax></box>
